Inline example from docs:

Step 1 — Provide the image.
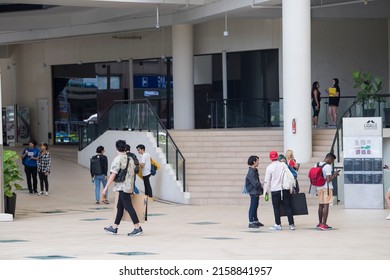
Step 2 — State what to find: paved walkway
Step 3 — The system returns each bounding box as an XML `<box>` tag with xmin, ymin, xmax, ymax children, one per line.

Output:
<box><xmin>1</xmin><ymin>145</ymin><xmax>390</xmax><ymax>260</ymax></box>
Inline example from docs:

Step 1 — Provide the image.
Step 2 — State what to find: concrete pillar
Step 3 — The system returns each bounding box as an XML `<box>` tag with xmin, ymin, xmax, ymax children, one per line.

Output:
<box><xmin>172</xmin><ymin>24</ymin><xmax>194</xmax><ymax>129</ymax></box>
<box><xmin>282</xmin><ymin>0</ymin><xmax>312</xmax><ymax>163</ymax></box>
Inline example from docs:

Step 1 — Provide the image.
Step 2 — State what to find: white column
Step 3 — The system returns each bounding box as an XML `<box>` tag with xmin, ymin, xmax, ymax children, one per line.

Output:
<box><xmin>172</xmin><ymin>24</ymin><xmax>194</xmax><ymax>129</ymax></box>
<box><xmin>283</xmin><ymin>0</ymin><xmax>312</xmax><ymax>163</ymax></box>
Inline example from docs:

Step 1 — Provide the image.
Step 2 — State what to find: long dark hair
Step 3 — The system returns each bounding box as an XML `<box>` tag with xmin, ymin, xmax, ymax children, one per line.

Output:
<box><xmin>312</xmin><ymin>81</ymin><xmax>319</xmax><ymax>92</ymax></box>
<box><xmin>333</xmin><ymin>78</ymin><xmax>339</xmax><ymax>86</ymax></box>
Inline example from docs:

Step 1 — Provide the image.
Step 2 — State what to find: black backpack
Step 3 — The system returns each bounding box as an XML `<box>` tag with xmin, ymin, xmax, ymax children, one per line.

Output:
<box><xmin>127</xmin><ymin>152</ymin><xmax>140</xmax><ymax>174</ymax></box>
<box><xmin>90</xmin><ymin>156</ymin><xmax>102</xmax><ymax>176</ymax></box>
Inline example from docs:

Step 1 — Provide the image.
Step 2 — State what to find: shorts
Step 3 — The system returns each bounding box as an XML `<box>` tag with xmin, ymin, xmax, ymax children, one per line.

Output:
<box><xmin>317</xmin><ymin>188</ymin><xmax>333</xmax><ymax>204</ymax></box>
<box><xmin>328</xmin><ymin>97</ymin><xmax>339</xmax><ymax>107</ymax></box>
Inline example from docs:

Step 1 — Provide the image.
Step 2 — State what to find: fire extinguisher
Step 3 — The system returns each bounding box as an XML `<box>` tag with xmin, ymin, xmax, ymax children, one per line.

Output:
<box><xmin>292</xmin><ymin>118</ymin><xmax>296</xmax><ymax>134</ymax></box>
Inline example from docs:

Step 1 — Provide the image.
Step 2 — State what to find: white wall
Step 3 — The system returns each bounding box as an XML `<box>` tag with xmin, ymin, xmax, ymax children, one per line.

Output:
<box><xmin>78</xmin><ymin>130</ymin><xmax>190</xmax><ymax>204</ymax></box>
<box><xmin>312</xmin><ymin>19</ymin><xmax>389</xmax><ymax>96</ymax></box>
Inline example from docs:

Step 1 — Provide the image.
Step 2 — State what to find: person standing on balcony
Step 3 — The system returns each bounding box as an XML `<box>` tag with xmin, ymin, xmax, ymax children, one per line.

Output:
<box><xmin>21</xmin><ymin>139</ymin><xmax>40</xmax><ymax>194</ymax></box>
<box><xmin>136</xmin><ymin>144</ymin><xmax>153</xmax><ymax>198</ymax></box>
<box><xmin>245</xmin><ymin>155</ymin><xmax>264</xmax><ymax>228</ymax></box>
<box><xmin>311</xmin><ymin>81</ymin><xmax>321</xmax><ymax>128</ymax></box>
<box><xmin>326</xmin><ymin>78</ymin><xmax>341</xmax><ymax>127</ymax></box>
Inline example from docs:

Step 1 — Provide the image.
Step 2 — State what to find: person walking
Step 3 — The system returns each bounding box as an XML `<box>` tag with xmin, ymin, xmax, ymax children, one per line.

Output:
<box><xmin>21</xmin><ymin>139</ymin><xmax>40</xmax><ymax>194</ymax></box>
<box><xmin>263</xmin><ymin>151</ymin><xmax>295</xmax><ymax>231</ymax></box>
<box><xmin>136</xmin><ymin>144</ymin><xmax>153</xmax><ymax>198</ymax></box>
<box><xmin>315</xmin><ymin>152</ymin><xmax>339</xmax><ymax>230</ymax></box>
<box><xmin>37</xmin><ymin>143</ymin><xmax>51</xmax><ymax>196</ymax></box>
<box><xmin>90</xmin><ymin>146</ymin><xmax>108</xmax><ymax>204</ymax></box>
<box><xmin>326</xmin><ymin>78</ymin><xmax>341</xmax><ymax>127</ymax></box>
<box><xmin>102</xmin><ymin>140</ymin><xmax>143</xmax><ymax>236</ymax></box>
<box><xmin>311</xmin><ymin>81</ymin><xmax>321</xmax><ymax>128</ymax></box>
<box><xmin>245</xmin><ymin>155</ymin><xmax>264</xmax><ymax>228</ymax></box>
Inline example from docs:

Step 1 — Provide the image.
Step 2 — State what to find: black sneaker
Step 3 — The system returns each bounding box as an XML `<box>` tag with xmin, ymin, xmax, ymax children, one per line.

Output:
<box><xmin>128</xmin><ymin>227</ymin><xmax>143</xmax><ymax>236</ymax></box>
<box><xmin>255</xmin><ymin>221</ymin><xmax>264</xmax><ymax>227</ymax></box>
<box><xmin>104</xmin><ymin>226</ymin><xmax>118</xmax><ymax>234</ymax></box>
<box><xmin>248</xmin><ymin>223</ymin><xmax>260</xmax><ymax>228</ymax></box>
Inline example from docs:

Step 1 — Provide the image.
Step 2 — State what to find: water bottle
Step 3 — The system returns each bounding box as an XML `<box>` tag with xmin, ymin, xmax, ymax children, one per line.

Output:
<box><xmin>265</xmin><ymin>192</ymin><xmax>269</xmax><ymax>202</ymax></box>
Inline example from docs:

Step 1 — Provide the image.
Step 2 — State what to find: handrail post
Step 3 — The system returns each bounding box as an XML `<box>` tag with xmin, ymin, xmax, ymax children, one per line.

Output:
<box><xmin>182</xmin><ymin>159</ymin><xmax>186</xmax><ymax>192</ymax></box>
<box><xmin>176</xmin><ymin>150</ymin><xmax>179</xmax><ymax>180</ymax></box>
<box><xmin>166</xmin><ymin>134</ymin><xmax>169</xmax><ymax>164</ymax></box>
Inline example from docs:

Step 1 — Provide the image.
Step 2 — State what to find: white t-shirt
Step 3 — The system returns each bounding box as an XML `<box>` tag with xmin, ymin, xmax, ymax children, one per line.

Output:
<box><xmin>316</xmin><ymin>161</ymin><xmax>333</xmax><ymax>190</ymax></box>
<box><xmin>141</xmin><ymin>152</ymin><xmax>151</xmax><ymax>176</ymax></box>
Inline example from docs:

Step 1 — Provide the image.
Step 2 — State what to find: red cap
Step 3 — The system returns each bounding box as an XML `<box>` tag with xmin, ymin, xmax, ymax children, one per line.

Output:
<box><xmin>269</xmin><ymin>151</ymin><xmax>278</xmax><ymax>161</ymax></box>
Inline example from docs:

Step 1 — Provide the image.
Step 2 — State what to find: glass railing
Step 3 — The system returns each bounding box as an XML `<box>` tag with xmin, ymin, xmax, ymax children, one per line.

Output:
<box><xmin>209</xmin><ymin>98</ymin><xmax>280</xmax><ymax>128</ymax></box>
<box><xmin>208</xmin><ymin>94</ymin><xmax>390</xmax><ymax>129</ymax></box>
<box><xmin>79</xmin><ymin>100</ymin><xmax>186</xmax><ymax>191</ymax></box>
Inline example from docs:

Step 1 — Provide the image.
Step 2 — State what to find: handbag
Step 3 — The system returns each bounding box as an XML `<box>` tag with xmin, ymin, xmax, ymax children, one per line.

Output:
<box><xmin>280</xmin><ymin>193</ymin><xmax>308</xmax><ymax>216</ymax></box>
<box><xmin>114</xmin><ymin>157</ymin><xmax>130</xmax><ymax>182</ymax></box>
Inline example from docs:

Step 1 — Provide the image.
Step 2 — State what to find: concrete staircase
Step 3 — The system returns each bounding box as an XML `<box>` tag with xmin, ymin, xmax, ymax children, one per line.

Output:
<box><xmin>170</xmin><ymin>128</ymin><xmax>336</xmax><ymax>205</ymax></box>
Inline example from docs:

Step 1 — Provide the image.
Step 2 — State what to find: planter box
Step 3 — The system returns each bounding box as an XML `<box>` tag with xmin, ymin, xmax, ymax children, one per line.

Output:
<box><xmin>4</xmin><ymin>193</ymin><xmax>16</xmax><ymax>217</ymax></box>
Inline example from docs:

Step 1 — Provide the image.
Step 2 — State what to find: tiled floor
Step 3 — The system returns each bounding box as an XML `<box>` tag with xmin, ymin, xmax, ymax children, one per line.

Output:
<box><xmin>1</xmin><ymin>145</ymin><xmax>390</xmax><ymax>260</ymax></box>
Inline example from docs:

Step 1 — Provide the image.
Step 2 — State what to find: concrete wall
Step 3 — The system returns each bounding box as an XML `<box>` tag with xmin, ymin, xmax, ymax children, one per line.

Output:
<box><xmin>78</xmin><ymin>130</ymin><xmax>190</xmax><ymax>204</ymax></box>
<box><xmin>0</xmin><ymin>18</ymin><xmax>389</xmax><ymax>140</ymax></box>
<box><xmin>312</xmin><ymin>19</ymin><xmax>389</xmax><ymax>97</ymax></box>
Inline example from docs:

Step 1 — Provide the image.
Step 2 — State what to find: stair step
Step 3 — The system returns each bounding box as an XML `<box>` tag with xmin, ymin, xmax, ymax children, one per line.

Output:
<box><xmin>171</xmin><ymin>128</ymin><xmax>337</xmax><ymax>205</ymax></box>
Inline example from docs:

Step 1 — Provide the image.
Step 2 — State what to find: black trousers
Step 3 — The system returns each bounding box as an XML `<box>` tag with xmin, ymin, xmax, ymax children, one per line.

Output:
<box><xmin>38</xmin><ymin>171</ymin><xmax>49</xmax><ymax>192</ymax></box>
<box><xmin>143</xmin><ymin>174</ymin><xmax>153</xmax><ymax>197</ymax></box>
<box><xmin>114</xmin><ymin>191</ymin><xmax>139</xmax><ymax>225</ymax></box>
<box><xmin>25</xmin><ymin>165</ymin><xmax>38</xmax><ymax>193</ymax></box>
<box><xmin>271</xmin><ymin>190</ymin><xmax>294</xmax><ymax>226</ymax></box>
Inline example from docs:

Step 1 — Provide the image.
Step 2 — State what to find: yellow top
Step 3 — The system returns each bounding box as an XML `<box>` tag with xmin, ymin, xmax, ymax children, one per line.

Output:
<box><xmin>328</xmin><ymin>87</ymin><xmax>337</xmax><ymax>97</ymax></box>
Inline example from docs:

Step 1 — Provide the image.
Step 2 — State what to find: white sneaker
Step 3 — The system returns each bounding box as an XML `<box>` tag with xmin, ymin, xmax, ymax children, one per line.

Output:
<box><xmin>385</xmin><ymin>214</ymin><xmax>390</xmax><ymax>220</ymax></box>
<box><xmin>289</xmin><ymin>224</ymin><xmax>296</xmax><ymax>230</ymax></box>
<box><xmin>269</xmin><ymin>224</ymin><xmax>282</xmax><ymax>231</ymax></box>
<box><xmin>45</xmin><ymin>192</ymin><xmax>48</xmax><ymax>196</ymax></box>
<box><xmin>38</xmin><ymin>192</ymin><xmax>43</xmax><ymax>196</ymax></box>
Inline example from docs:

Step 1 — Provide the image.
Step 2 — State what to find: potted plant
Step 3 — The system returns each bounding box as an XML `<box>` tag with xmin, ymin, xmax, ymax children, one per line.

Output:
<box><xmin>3</xmin><ymin>150</ymin><xmax>23</xmax><ymax>216</ymax></box>
<box><xmin>352</xmin><ymin>71</ymin><xmax>383</xmax><ymax>117</ymax></box>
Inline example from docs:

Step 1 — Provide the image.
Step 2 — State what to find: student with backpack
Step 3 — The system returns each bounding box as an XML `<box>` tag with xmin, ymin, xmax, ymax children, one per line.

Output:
<box><xmin>90</xmin><ymin>146</ymin><xmax>108</xmax><ymax>204</ymax></box>
<box><xmin>310</xmin><ymin>152</ymin><xmax>339</xmax><ymax>230</ymax></box>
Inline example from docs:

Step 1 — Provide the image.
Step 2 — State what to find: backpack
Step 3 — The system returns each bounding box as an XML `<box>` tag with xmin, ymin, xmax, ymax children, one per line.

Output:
<box><xmin>127</xmin><ymin>152</ymin><xmax>140</xmax><ymax>174</ymax></box>
<box><xmin>114</xmin><ymin>157</ymin><xmax>130</xmax><ymax>183</ymax></box>
<box><xmin>281</xmin><ymin>167</ymin><xmax>295</xmax><ymax>190</ymax></box>
<box><xmin>90</xmin><ymin>156</ymin><xmax>102</xmax><ymax>176</ymax></box>
<box><xmin>308</xmin><ymin>162</ymin><xmax>327</xmax><ymax>186</ymax></box>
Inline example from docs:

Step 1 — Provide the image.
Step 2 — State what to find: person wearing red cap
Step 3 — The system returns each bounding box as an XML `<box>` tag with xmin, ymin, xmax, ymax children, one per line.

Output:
<box><xmin>263</xmin><ymin>150</ymin><xmax>295</xmax><ymax>231</ymax></box>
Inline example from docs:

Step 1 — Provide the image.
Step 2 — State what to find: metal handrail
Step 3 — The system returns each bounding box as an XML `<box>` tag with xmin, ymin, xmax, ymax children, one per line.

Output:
<box><xmin>329</xmin><ymin>100</ymin><xmax>358</xmax><ymax>162</ymax></box>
